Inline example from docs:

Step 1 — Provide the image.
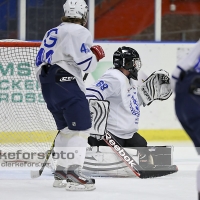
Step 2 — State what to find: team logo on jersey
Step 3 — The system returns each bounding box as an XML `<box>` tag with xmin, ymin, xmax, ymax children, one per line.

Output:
<box><xmin>129</xmin><ymin>95</ymin><xmax>140</xmax><ymax>118</ymax></box>
<box><xmin>193</xmin><ymin>88</ymin><xmax>200</xmax><ymax>95</ymax></box>
<box><xmin>72</xmin><ymin>122</ymin><xmax>76</xmax><ymax>126</ymax></box>
<box><xmin>60</xmin><ymin>77</ymin><xmax>76</xmax><ymax>82</ymax></box>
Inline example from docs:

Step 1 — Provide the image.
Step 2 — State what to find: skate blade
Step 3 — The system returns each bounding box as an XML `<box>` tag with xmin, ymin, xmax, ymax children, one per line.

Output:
<box><xmin>53</xmin><ymin>180</ymin><xmax>67</xmax><ymax>188</ymax></box>
<box><xmin>66</xmin><ymin>182</ymin><xmax>96</xmax><ymax>191</ymax></box>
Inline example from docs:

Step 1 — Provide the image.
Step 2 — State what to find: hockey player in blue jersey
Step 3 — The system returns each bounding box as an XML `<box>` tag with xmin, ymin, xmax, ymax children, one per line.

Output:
<box><xmin>35</xmin><ymin>0</ymin><xmax>105</xmax><ymax>191</ymax></box>
<box><xmin>171</xmin><ymin>39</ymin><xmax>200</xmax><ymax>198</ymax></box>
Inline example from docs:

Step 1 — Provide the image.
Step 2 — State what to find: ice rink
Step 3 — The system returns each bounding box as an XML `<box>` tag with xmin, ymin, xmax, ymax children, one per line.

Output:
<box><xmin>0</xmin><ymin>141</ymin><xmax>199</xmax><ymax>200</ymax></box>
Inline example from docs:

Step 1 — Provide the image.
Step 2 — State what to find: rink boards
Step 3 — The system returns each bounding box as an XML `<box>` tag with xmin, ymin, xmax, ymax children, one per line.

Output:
<box><xmin>0</xmin><ymin>129</ymin><xmax>191</xmax><ymax>144</ymax></box>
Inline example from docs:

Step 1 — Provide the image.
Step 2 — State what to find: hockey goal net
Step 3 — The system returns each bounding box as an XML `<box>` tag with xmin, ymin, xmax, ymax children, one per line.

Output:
<box><xmin>0</xmin><ymin>40</ymin><xmax>57</xmax><ymax>164</ymax></box>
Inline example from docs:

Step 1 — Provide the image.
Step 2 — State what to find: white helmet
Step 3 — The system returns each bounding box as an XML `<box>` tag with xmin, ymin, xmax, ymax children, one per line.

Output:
<box><xmin>63</xmin><ymin>0</ymin><xmax>88</xmax><ymax>25</ymax></box>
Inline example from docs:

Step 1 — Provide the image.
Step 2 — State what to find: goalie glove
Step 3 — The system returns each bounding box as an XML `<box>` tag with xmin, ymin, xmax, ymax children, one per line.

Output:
<box><xmin>138</xmin><ymin>69</ymin><xmax>172</xmax><ymax>106</ymax></box>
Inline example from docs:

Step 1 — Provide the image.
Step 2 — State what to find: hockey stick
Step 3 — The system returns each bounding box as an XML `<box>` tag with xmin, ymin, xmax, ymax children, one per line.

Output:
<box><xmin>103</xmin><ymin>131</ymin><xmax>143</xmax><ymax>178</ymax></box>
<box><xmin>83</xmin><ymin>73</ymin><xmax>88</xmax><ymax>81</ymax></box>
<box><xmin>31</xmin><ymin>132</ymin><xmax>58</xmax><ymax>179</ymax></box>
<box><xmin>103</xmin><ymin>131</ymin><xmax>178</xmax><ymax>179</ymax></box>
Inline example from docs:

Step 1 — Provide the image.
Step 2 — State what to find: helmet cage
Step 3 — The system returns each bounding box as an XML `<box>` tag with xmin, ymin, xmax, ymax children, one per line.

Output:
<box><xmin>124</xmin><ymin>57</ymin><xmax>141</xmax><ymax>80</ymax></box>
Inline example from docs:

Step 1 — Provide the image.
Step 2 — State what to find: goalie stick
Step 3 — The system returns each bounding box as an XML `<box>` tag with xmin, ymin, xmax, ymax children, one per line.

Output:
<box><xmin>31</xmin><ymin>73</ymin><xmax>89</xmax><ymax>179</ymax></box>
<box><xmin>103</xmin><ymin>131</ymin><xmax>178</xmax><ymax>179</ymax></box>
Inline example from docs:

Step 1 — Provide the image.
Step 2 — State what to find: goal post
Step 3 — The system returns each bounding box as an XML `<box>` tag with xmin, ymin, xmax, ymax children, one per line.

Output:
<box><xmin>0</xmin><ymin>42</ymin><xmax>41</xmax><ymax>47</ymax></box>
<box><xmin>0</xmin><ymin>40</ymin><xmax>57</xmax><ymax>163</ymax></box>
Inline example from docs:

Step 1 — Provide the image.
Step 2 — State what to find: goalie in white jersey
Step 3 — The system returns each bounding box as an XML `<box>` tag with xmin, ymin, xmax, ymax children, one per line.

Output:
<box><xmin>86</xmin><ymin>46</ymin><xmax>173</xmax><ymax>169</ymax></box>
<box><xmin>35</xmin><ymin>0</ymin><xmax>105</xmax><ymax>191</ymax></box>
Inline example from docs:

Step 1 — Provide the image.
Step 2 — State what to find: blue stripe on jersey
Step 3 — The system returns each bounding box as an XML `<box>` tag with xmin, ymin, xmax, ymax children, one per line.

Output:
<box><xmin>172</xmin><ymin>75</ymin><xmax>179</xmax><ymax>80</ymax></box>
<box><xmin>86</xmin><ymin>88</ymin><xmax>104</xmax><ymax>100</ymax></box>
<box><xmin>83</xmin><ymin>60</ymin><xmax>92</xmax><ymax>72</ymax></box>
<box><xmin>77</xmin><ymin>57</ymin><xmax>92</xmax><ymax>65</ymax></box>
<box><xmin>177</xmin><ymin>65</ymin><xmax>185</xmax><ymax>71</ymax></box>
<box><xmin>77</xmin><ymin>57</ymin><xmax>92</xmax><ymax>71</ymax></box>
<box><xmin>194</xmin><ymin>58</ymin><xmax>200</xmax><ymax>70</ymax></box>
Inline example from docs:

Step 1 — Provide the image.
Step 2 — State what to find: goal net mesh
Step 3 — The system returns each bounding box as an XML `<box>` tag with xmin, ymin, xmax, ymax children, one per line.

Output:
<box><xmin>0</xmin><ymin>40</ymin><xmax>57</xmax><ymax>162</ymax></box>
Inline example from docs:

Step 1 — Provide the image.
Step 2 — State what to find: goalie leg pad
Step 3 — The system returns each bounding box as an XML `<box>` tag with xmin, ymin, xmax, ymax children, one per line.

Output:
<box><xmin>89</xmin><ymin>99</ymin><xmax>110</xmax><ymax>136</ymax></box>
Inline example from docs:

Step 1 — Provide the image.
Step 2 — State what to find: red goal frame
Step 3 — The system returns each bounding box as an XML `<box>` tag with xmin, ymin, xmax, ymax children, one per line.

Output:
<box><xmin>0</xmin><ymin>42</ymin><xmax>41</xmax><ymax>47</ymax></box>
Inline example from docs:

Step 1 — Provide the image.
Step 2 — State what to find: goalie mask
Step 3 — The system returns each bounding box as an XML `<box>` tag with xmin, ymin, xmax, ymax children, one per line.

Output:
<box><xmin>63</xmin><ymin>0</ymin><xmax>89</xmax><ymax>26</ymax></box>
<box><xmin>113</xmin><ymin>46</ymin><xmax>141</xmax><ymax>80</ymax></box>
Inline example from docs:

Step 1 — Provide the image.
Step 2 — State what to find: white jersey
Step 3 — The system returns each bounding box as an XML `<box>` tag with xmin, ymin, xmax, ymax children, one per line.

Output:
<box><xmin>171</xmin><ymin>39</ymin><xmax>200</xmax><ymax>90</ymax></box>
<box><xmin>86</xmin><ymin>68</ymin><xmax>142</xmax><ymax>139</ymax></box>
<box><xmin>35</xmin><ymin>22</ymin><xmax>98</xmax><ymax>93</ymax></box>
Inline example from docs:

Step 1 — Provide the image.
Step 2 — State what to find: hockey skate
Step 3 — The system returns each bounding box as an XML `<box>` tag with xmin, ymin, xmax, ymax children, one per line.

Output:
<box><xmin>53</xmin><ymin>165</ymin><xmax>67</xmax><ymax>188</ymax></box>
<box><xmin>66</xmin><ymin>165</ymin><xmax>96</xmax><ymax>191</ymax></box>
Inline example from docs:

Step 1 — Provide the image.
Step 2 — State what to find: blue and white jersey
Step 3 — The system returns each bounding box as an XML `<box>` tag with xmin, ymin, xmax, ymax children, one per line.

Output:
<box><xmin>171</xmin><ymin>39</ymin><xmax>200</xmax><ymax>91</ymax></box>
<box><xmin>86</xmin><ymin>68</ymin><xmax>141</xmax><ymax>139</ymax></box>
<box><xmin>35</xmin><ymin>22</ymin><xmax>98</xmax><ymax>93</ymax></box>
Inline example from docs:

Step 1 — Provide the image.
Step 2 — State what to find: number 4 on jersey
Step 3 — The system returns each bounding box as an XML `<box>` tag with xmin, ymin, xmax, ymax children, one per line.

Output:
<box><xmin>80</xmin><ymin>43</ymin><xmax>90</xmax><ymax>53</ymax></box>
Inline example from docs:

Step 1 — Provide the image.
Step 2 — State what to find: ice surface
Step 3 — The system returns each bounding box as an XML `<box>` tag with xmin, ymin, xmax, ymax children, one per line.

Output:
<box><xmin>0</xmin><ymin>141</ymin><xmax>199</xmax><ymax>200</ymax></box>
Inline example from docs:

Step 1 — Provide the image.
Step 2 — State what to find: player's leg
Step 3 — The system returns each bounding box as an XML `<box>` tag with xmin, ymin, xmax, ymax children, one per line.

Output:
<box><xmin>55</xmin><ymin>80</ymin><xmax>95</xmax><ymax>190</ymax></box>
<box><xmin>125</xmin><ymin>132</ymin><xmax>148</xmax><ymax>156</ymax></box>
<box><xmin>40</xmin><ymin>65</ymin><xmax>95</xmax><ymax>190</ymax></box>
<box><xmin>125</xmin><ymin>133</ymin><xmax>153</xmax><ymax>168</ymax></box>
<box><xmin>40</xmin><ymin>65</ymin><xmax>69</xmax><ymax>186</ymax></box>
<box><xmin>175</xmin><ymin>71</ymin><xmax>200</xmax><ymax>197</ymax></box>
<box><xmin>175</xmin><ymin>76</ymin><xmax>200</xmax><ymax>151</ymax></box>
<box><xmin>88</xmin><ymin>132</ymin><xmax>126</xmax><ymax>147</ymax></box>
<box><xmin>175</xmin><ymin>70</ymin><xmax>200</xmax><ymax>146</ymax></box>
<box><xmin>125</xmin><ymin>132</ymin><xmax>147</xmax><ymax>147</ymax></box>
<box><xmin>88</xmin><ymin>135</ymin><xmax>107</xmax><ymax>146</ymax></box>
<box><xmin>54</xmin><ymin>127</ymin><xmax>95</xmax><ymax>190</ymax></box>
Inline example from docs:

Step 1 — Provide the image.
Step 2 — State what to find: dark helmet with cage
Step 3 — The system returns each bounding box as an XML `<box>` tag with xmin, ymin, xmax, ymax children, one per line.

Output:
<box><xmin>113</xmin><ymin>46</ymin><xmax>142</xmax><ymax>80</ymax></box>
